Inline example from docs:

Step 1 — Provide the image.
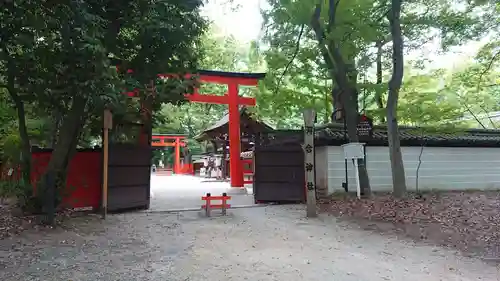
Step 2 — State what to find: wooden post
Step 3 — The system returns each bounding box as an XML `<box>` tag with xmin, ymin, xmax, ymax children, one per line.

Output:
<box><xmin>205</xmin><ymin>193</ymin><xmax>211</xmax><ymax>217</ymax></box>
<box><xmin>303</xmin><ymin>109</ymin><xmax>317</xmax><ymax>218</ymax></box>
<box><xmin>102</xmin><ymin>109</ymin><xmax>113</xmax><ymax>219</ymax></box>
<box><xmin>221</xmin><ymin>140</ymin><xmax>228</xmax><ymax>179</ymax></box>
<box><xmin>221</xmin><ymin>192</ymin><xmax>228</xmax><ymax>216</ymax></box>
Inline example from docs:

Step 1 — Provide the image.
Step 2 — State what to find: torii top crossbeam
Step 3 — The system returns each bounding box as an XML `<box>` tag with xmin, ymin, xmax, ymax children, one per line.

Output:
<box><xmin>121</xmin><ymin>67</ymin><xmax>266</xmax><ymax>189</ymax></box>
<box><xmin>167</xmin><ymin>70</ymin><xmax>263</xmax><ymax>107</ymax></box>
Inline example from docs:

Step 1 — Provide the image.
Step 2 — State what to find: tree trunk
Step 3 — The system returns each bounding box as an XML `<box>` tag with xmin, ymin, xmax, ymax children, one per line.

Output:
<box><xmin>40</xmin><ymin>95</ymin><xmax>88</xmax><ymax>223</ymax></box>
<box><xmin>310</xmin><ymin>1</ymin><xmax>371</xmax><ymax>196</ymax></box>
<box><xmin>330</xmin><ymin>83</ymin><xmax>343</xmax><ymax>122</ymax></box>
<box><xmin>375</xmin><ymin>41</ymin><xmax>386</xmax><ymax>123</ymax></box>
<box><xmin>45</xmin><ymin>96</ymin><xmax>87</xmax><ymax>173</ymax></box>
<box><xmin>6</xmin><ymin>60</ymin><xmax>32</xmax><ymax>185</ymax></box>
<box><xmin>49</xmin><ymin>112</ymin><xmax>62</xmax><ymax>148</ymax></box>
<box><xmin>324</xmin><ymin>80</ymin><xmax>331</xmax><ymax>123</ymax></box>
<box><xmin>10</xmin><ymin>94</ymin><xmax>32</xmax><ymax>184</ymax></box>
<box><xmin>344</xmin><ymin>87</ymin><xmax>371</xmax><ymax>196</ymax></box>
<box><xmin>387</xmin><ymin>0</ymin><xmax>407</xmax><ymax>197</ymax></box>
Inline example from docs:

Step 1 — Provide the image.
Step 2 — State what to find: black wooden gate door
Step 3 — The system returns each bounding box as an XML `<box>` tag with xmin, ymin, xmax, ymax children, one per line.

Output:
<box><xmin>253</xmin><ymin>131</ymin><xmax>305</xmax><ymax>203</ymax></box>
<box><xmin>107</xmin><ymin>143</ymin><xmax>151</xmax><ymax>211</ymax></box>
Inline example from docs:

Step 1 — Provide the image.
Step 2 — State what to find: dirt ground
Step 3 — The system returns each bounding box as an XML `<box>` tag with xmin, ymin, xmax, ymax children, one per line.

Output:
<box><xmin>0</xmin><ymin>204</ymin><xmax>499</xmax><ymax>281</ymax></box>
<box><xmin>1</xmin><ymin>177</ymin><xmax>499</xmax><ymax>280</ymax></box>
<box><xmin>319</xmin><ymin>191</ymin><xmax>500</xmax><ymax>262</ymax></box>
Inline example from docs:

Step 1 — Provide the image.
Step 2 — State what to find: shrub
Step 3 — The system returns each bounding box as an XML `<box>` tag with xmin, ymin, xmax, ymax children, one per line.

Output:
<box><xmin>0</xmin><ymin>179</ymin><xmax>43</xmax><ymax>213</ymax></box>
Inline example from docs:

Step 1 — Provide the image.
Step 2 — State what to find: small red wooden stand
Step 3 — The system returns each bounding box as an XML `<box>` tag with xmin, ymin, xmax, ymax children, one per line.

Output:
<box><xmin>201</xmin><ymin>192</ymin><xmax>231</xmax><ymax>216</ymax></box>
<box><xmin>152</xmin><ymin>134</ymin><xmax>186</xmax><ymax>174</ymax></box>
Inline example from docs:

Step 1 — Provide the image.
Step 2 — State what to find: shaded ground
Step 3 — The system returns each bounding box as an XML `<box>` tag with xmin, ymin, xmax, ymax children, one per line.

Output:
<box><xmin>0</xmin><ymin>204</ymin><xmax>33</xmax><ymax>240</ymax></box>
<box><xmin>0</xmin><ymin>203</ymin><xmax>77</xmax><ymax>240</ymax></box>
<box><xmin>319</xmin><ymin>191</ymin><xmax>500</xmax><ymax>262</ymax></box>
<box><xmin>1</xmin><ymin>205</ymin><xmax>499</xmax><ymax>281</ymax></box>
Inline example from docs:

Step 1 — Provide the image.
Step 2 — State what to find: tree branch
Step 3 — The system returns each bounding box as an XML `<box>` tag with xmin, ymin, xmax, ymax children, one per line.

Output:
<box><xmin>310</xmin><ymin>1</ymin><xmax>349</xmax><ymax>87</ymax></box>
<box><xmin>327</xmin><ymin>0</ymin><xmax>340</xmax><ymax>33</ymax></box>
<box><xmin>456</xmin><ymin>94</ymin><xmax>486</xmax><ymax>129</ymax></box>
<box><xmin>274</xmin><ymin>24</ymin><xmax>305</xmax><ymax>95</ymax></box>
<box><xmin>387</xmin><ymin>1</ymin><xmax>404</xmax><ymax>92</ymax></box>
<box><xmin>375</xmin><ymin>41</ymin><xmax>385</xmax><ymax>111</ymax></box>
<box><xmin>477</xmin><ymin>48</ymin><xmax>500</xmax><ymax>89</ymax></box>
<box><xmin>478</xmin><ymin>103</ymin><xmax>497</xmax><ymax>129</ymax></box>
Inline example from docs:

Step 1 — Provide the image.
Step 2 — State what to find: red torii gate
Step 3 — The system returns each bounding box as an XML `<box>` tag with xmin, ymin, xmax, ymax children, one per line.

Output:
<box><xmin>123</xmin><ymin>69</ymin><xmax>266</xmax><ymax>189</ymax></box>
<box><xmin>152</xmin><ymin>134</ymin><xmax>186</xmax><ymax>174</ymax></box>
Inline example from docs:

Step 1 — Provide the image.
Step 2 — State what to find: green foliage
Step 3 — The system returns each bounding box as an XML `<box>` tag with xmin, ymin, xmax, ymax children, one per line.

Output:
<box><xmin>153</xmin><ymin>28</ymin><xmax>261</xmax><ymax>138</ymax></box>
<box><xmin>0</xmin><ymin>0</ymin><xmax>208</xmax><ymax>145</ymax></box>
<box><xmin>0</xmin><ymin>1</ymin><xmax>208</xmax><ymax>220</ymax></box>
<box><xmin>260</xmin><ymin>0</ymin><xmax>500</xmax><ymax>128</ymax></box>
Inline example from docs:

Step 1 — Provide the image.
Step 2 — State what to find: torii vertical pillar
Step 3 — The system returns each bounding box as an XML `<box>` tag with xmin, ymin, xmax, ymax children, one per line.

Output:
<box><xmin>174</xmin><ymin>137</ymin><xmax>181</xmax><ymax>174</ymax></box>
<box><xmin>181</xmin><ymin>71</ymin><xmax>266</xmax><ymax>189</ymax></box>
<box><xmin>228</xmin><ymin>83</ymin><xmax>242</xmax><ymax>187</ymax></box>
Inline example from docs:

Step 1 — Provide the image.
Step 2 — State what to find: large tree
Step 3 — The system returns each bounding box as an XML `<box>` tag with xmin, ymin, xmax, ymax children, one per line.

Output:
<box><xmin>386</xmin><ymin>0</ymin><xmax>406</xmax><ymax>196</ymax></box>
<box><xmin>0</xmin><ymin>0</ymin><xmax>207</xmax><ymax>219</ymax></box>
<box><xmin>261</xmin><ymin>0</ymin><xmax>498</xmax><ymax>196</ymax></box>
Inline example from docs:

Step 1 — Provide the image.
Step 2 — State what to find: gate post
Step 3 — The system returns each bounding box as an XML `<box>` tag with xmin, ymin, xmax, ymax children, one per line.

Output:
<box><xmin>102</xmin><ymin>108</ymin><xmax>113</xmax><ymax>219</ymax></box>
<box><xmin>303</xmin><ymin>109</ymin><xmax>317</xmax><ymax>218</ymax></box>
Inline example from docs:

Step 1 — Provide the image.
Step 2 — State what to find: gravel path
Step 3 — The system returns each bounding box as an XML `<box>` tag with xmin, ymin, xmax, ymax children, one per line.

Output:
<box><xmin>0</xmin><ymin>204</ymin><xmax>498</xmax><ymax>281</ymax></box>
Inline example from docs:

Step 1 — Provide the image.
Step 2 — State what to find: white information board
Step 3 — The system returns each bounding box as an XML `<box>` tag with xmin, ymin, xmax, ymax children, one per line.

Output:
<box><xmin>341</xmin><ymin>142</ymin><xmax>365</xmax><ymax>159</ymax></box>
<box><xmin>340</xmin><ymin>142</ymin><xmax>366</xmax><ymax>199</ymax></box>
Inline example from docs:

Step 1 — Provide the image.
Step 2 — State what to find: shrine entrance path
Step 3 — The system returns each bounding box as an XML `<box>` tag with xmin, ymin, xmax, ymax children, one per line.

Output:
<box><xmin>1</xmin><ymin>204</ymin><xmax>497</xmax><ymax>281</ymax></box>
<box><xmin>149</xmin><ymin>174</ymin><xmax>255</xmax><ymax>211</ymax></box>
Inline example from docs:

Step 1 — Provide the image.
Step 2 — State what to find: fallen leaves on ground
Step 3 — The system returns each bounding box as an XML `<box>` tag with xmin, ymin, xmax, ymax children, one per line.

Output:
<box><xmin>0</xmin><ymin>204</ymin><xmax>35</xmax><ymax>239</ymax></box>
<box><xmin>318</xmin><ymin>191</ymin><xmax>500</xmax><ymax>260</ymax></box>
<box><xmin>0</xmin><ymin>202</ymin><xmax>77</xmax><ymax>240</ymax></box>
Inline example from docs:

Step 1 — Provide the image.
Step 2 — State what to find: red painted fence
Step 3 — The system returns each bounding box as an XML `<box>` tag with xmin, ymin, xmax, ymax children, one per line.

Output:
<box><xmin>1</xmin><ymin>149</ymin><xmax>102</xmax><ymax>210</ymax></box>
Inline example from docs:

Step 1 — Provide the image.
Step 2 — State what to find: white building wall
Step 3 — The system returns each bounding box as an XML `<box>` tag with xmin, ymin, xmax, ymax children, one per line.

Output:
<box><xmin>321</xmin><ymin>146</ymin><xmax>500</xmax><ymax>193</ymax></box>
<box><xmin>315</xmin><ymin>146</ymin><xmax>329</xmax><ymax>195</ymax></box>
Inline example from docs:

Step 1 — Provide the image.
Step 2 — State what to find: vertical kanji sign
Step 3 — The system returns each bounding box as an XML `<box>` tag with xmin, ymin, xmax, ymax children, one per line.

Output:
<box><xmin>303</xmin><ymin>109</ymin><xmax>317</xmax><ymax>218</ymax></box>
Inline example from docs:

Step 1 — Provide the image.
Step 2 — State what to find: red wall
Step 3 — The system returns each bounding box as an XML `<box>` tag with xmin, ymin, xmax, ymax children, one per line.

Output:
<box><xmin>31</xmin><ymin>150</ymin><xmax>102</xmax><ymax>210</ymax></box>
<box><xmin>1</xmin><ymin>149</ymin><xmax>102</xmax><ymax>210</ymax></box>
